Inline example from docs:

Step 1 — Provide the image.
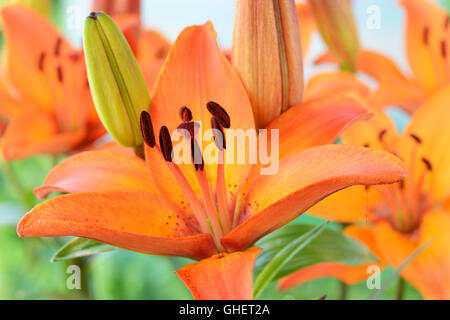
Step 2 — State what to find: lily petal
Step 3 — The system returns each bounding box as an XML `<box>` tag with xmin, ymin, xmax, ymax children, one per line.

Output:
<box><xmin>1</xmin><ymin>5</ymin><xmax>72</xmax><ymax>112</ymax></box>
<box><xmin>0</xmin><ymin>112</ymin><xmax>85</xmax><ymax>160</ymax></box>
<box><xmin>399</xmin><ymin>85</ymin><xmax>450</xmax><ymax>203</ymax></box>
<box><xmin>304</xmin><ymin>72</ymin><xmax>370</xmax><ymax>102</ymax></box>
<box><xmin>222</xmin><ymin>145</ymin><xmax>406</xmax><ymax>252</ymax></box>
<box><xmin>18</xmin><ymin>191</ymin><xmax>217</xmax><ymax>260</ymax></box>
<box><xmin>176</xmin><ymin>247</ymin><xmax>262</xmax><ymax>300</ymax></box>
<box><xmin>374</xmin><ymin>209</ymin><xmax>450</xmax><ymax>300</ymax></box>
<box><xmin>266</xmin><ymin>95</ymin><xmax>371</xmax><ymax>160</ymax></box>
<box><xmin>147</xmin><ymin>22</ymin><xmax>255</xmax><ymax>204</ymax></box>
<box><xmin>34</xmin><ymin>150</ymin><xmax>159</xmax><ymax>199</ymax></box>
<box><xmin>400</xmin><ymin>0</ymin><xmax>450</xmax><ymax>94</ymax></box>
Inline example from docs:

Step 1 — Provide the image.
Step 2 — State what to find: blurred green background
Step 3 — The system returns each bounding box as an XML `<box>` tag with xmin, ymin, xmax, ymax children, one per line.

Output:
<box><xmin>0</xmin><ymin>0</ymin><xmax>435</xmax><ymax>300</ymax></box>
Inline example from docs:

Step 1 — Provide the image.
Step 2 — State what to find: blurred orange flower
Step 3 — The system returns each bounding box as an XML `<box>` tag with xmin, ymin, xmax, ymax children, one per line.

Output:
<box><xmin>280</xmin><ymin>85</ymin><xmax>450</xmax><ymax>300</ymax></box>
<box><xmin>316</xmin><ymin>0</ymin><xmax>450</xmax><ymax>114</ymax></box>
<box><xmin>0</xmin><ymin>5</ymin><xmax>105</xmax><ymax>160</ymax></box>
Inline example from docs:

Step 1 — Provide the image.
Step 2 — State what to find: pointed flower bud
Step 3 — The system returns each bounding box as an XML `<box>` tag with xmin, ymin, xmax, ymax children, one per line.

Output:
<box><xmin>83</xmin><ymin>11</ymin><xmax>150</xmax><ymax>147</ymax></box>
<box><xmin>232</xmin><ymin>0</ymin><xmax>304</xmax><ymax>129</ymax></box>
<box><xmin>308</xmin><ymin>0</ymin><xmax>360</xmax><ymax>71</ymax></box>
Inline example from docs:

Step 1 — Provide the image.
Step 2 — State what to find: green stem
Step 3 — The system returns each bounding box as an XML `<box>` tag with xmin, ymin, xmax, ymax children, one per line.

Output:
<box><xmin>340</xmin><ymin>281</ymin><xmax>348</xmax><ymax>300</ymax></box>
<box><xmin>0</xmin><ymin>159</ymin><xmax>33</xmax><ymax>209</ymax></box>
<box><xmin>396</xmin><ymin>277</ymin><xmax>405</xmax><ymax>300</ymax></box>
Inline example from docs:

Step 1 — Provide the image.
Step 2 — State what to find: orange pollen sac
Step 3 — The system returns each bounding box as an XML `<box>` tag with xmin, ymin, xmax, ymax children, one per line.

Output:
<box><xmin>140</xmin><ymin>103</ymin><xmax>234</xmax><ymax>250</ymax></box>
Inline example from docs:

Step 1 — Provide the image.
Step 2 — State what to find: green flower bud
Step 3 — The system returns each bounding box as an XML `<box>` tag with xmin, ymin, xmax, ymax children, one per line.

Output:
<box><xmin>83</xmin><ymin>11</ymin><xmax>150</xmax><ymax>147</ymax></box>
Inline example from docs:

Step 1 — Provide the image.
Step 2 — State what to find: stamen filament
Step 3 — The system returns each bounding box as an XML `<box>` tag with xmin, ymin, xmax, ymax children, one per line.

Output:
<box><xmin>196</xmin><ymin>169</ymin><xmax>224</xmax><ymax>251</ymax></box>
<box><xmin>216</xmin><ymin>150</ymin><xmax>231</xmax><ymax>234</ymax></box>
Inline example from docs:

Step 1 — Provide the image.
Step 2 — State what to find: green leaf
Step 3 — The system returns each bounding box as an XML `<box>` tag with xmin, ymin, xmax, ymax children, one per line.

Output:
<box><xmin>254</xmin><ymin>221</ymin><xmax>329</xmax><ymax>299</ymax></box>
<box><xmin>255</xmin><ymin>223</ymin><xmax>377</xmax><ymax>281</ymax></box>
<box><xmin>51</xmin><ymin>237</ymin><xmax>117</xmax><ymax>262</ymax></box>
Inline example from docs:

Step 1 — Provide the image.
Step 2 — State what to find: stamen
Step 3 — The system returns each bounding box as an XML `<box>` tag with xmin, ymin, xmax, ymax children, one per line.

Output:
<box><xmin>159</xmin><ymin>126</ymin><xmax>173</xmax><ymax>162</ymax></box>
<box><xmin>177</xmin><ymin>122</ymin><xmax>197</xmax><ymax>139</ymax></box>
<box><xmin>140</xmin><ymin>111</ymin><xmax>156</xmax><ymax>148</ymax></box>
<box><xmin>191</xmin><ymin>139</ymin><xmax>204</xmax><ymax>172</ymax></box>
<box><xmin>216</xmin><ymin>147</ymin><xmax>231</xmax><ymax>233</ymax></box>
<box><xmin>211</xmin><ymin>117</ymin><xmax>226</xmax><ymax>150</ymax></box>
<box><xmin>409</xmin><ymin>133</ymin><xmax>422</xmax><ymax>144</ymax></box>
<box><xmin>180</xmin><ymin>106</ymin><xmax>193</xmax><ymax>122</ymax></box>
<box><xmin>445</xmin><ymin>16</ymin><xmax>450</xmax><ymax>29</ymax></box>
<box><xmin>422</xmin><ymin>157</ymin><xmax>433</xmax><ymax>171</ymax></box>
<box><xmin>363</xmin><ymin>143</ymin><xmax>370</xmax><ymax>148</ymax></box>
<box><xmin>207</xmin><ymin>101</ymin><xmax>231</xmax><ymax>128</ymax></box>
<box><xmin>441</xmin><ymin>40</ymin><xmax>447</xmax><ymax>59</ymax></box>
<box><xmin>38</xmin><ymin>52</ymin><xmax>46</xmax><ymax>71</ymax></box>
<box><xmin>423</xmin><ymin>27</ymin><xmax>429</xmax><ymax>45</ymax></box>
<box><xmin>56</xmin><ymin>65</ymin><xmax>64</xmax><ymax>83</ymax></box>
<box><xmin>54</xmin><ymin>38</ymin><xmax>63</xmax><ymax>57</ymax></box>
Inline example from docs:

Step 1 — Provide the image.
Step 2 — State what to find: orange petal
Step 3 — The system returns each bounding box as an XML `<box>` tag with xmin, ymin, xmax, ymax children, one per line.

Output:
<box><xmin>315</xmin><ymin>50</ymin><xmax>427</xmax><ymax>113</ymax></box>
<box><xmin>374</xmin><ymin>209</ymin><xmax>450</xmax><ymax>300</ymax></box>
<box><xmin>400</xmin><ymin>0</ymin><xmax>450</xmax><ymax>94</ymax></box>
<box><xmin>398</xmin><ymin>85</ymin><xmax>450</xmax><ymax>203</ymax></box>
<box><xmin>137</xmin><ymin>29</ymin><xmax>171</xmax><ymax>67</ymax></box>
<box><xmin>18</xmin><ymin>191</ymin><xmax>217</xmax><ymax>260</ymax></box>
<box><xmin>356</xmin><ymin>50</ymin><xmax>427</xmax><ymax>112</ymax></box>
<box><xmin>296</xmin><ymin>2</ymin><xmax>316</xmax><ymax>57</ymax></box>
<box><xmin>1</xmin><ymin>5</ymin><xmax>72</xmax><ymax>112</ymax></box>
<box><xmin>279</xmin><ymin>225</ymin><xmax>381</xmax><ymax>290</ymax></box>
<box><xmin>266</xmin><ymin>95</ymin><xmax>371</xmax><ymax>160</ymax></box>
<box><xmin>34</xmin><ymin>150</ymin><xmax>159</xmax><ymax>199</ymax></box>
<box><xmin>308</xmin><ymin>186</ymin><xmax>379</xmax><ymax>223</ymax></box>
<box><xmin>304</xmin><ymin>72</ymin><xmax>370</xmax><ymax>103</ymax></box>
<box><xmin>341</xmin><ymin>109</ymin><xmax>398</xmax><ymax>151</ymax></box>
<box><xmin>147</xmin><ymin>22</ymin><xmax>255</xmax><ymax>204</ymax></box>
<box><xmin>0</xmin><ymin>112</ymin><xmax>85</xmax><ymax>160</ymax></box>
<box><xmin>222</xmin><ymin>145</ymin><xmax>406</xmax><ymax>252</ymax></box>
<box><xmin>176</xmin><ymin>247</ymin><xmax>262</xmax><ymax>300</ymax></box>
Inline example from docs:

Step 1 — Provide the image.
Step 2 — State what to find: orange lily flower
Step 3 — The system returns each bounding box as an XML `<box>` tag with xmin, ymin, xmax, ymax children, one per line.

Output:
<box><xmin>0</xmin><ymin>5</ymin><xmax>105</xmax><ymax>160</ymax></box>
<box><xmin>279</xmin><ymin>84</ymin><xmax>450</xmax><ymax>300</ymax></box>
<box><xmin>17</xmin><ymin>22</ymin><xmax>406</xmax><ymax>300</ymax></box>
<box><xmin>316</xmin><ymin>0</ymin><xmax>449</xmax><ymax>114</ymax></box>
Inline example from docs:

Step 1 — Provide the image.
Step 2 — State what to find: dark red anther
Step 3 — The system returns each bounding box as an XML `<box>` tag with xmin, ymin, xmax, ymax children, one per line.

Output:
<box><xmin>54</xmin><ymin>38</ymin><xmax>63</xmax><ymax>57</ymax></box>
<box><xmin>410</xmin><ymin>133</ymin><xmax>422</xmax><ymax>144</ymax></box>
<box><xmin>422</xmin><ymin>157</ymin><xmax>433</xmax><ymax>171</ymax></box>
<box><xmin>211</xmin><ymin>117</ymin><xmax>226</xmax><ymax>150</ymax></box>
<box><xmin>180</xmin><ymin>106</ymin><xmax>193</xmax><ymax>122</ymax></box>
<box><xmin>423</xmin><ymin>27</ymin><xmax>429</xmax><ymax>45</ymax></box>
<box><xmin>207</xmin><ymin>101</ymin><xmax>231</xmax><ymax>129</ymax></box>
<box><xmin>56</xmin><ymin>65</ymin><xmax>64</xmax><ymax>83</ymax></box>
<box><xmin>140</xmin><ymin>111</ymin><xmax>156</xmax><ymax>148</ymax></box>
<box><xmin>177</xmin><ymin>122</ymin><xmax>199</xmax><ymax>139</ymax></box>
<box><xmin>159</xmin><ymin>126</ymin><xmax>173</xmax><ymax>162</ymax></box>
<box><xmin>191</xmin><ymin>139</ymin><xmax>204</xmax><ymax>172</ymax></box>
<box><xmin>441</xmin><ymin>40</ymin><xmax>447</xmax><ymax>59</ymax></box>
<box><xmin>38</xmin><ymin>52</ymin><xmax>46</xmax><ymax>71</ymax></box>
<box><xmin>378</xmin><ymin>129</ymin><xmax>387</xmax><ymax>142</ymax></box>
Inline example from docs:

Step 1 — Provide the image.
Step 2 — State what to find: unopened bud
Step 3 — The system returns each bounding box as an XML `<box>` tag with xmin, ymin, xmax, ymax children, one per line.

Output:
<box><xmin>233</xmin><ymin>0</ymin><xmax>304</xmax><ymax>129</ymax></box>
<box><xmin>308</xmin><ymin>0</ymin><xmax>360</xmax><ymax>71</ymax></box>
<box><xmin>83</xmin><ymin>11</ymin><xmax>150</xmax><ymax>147</ymax></box>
